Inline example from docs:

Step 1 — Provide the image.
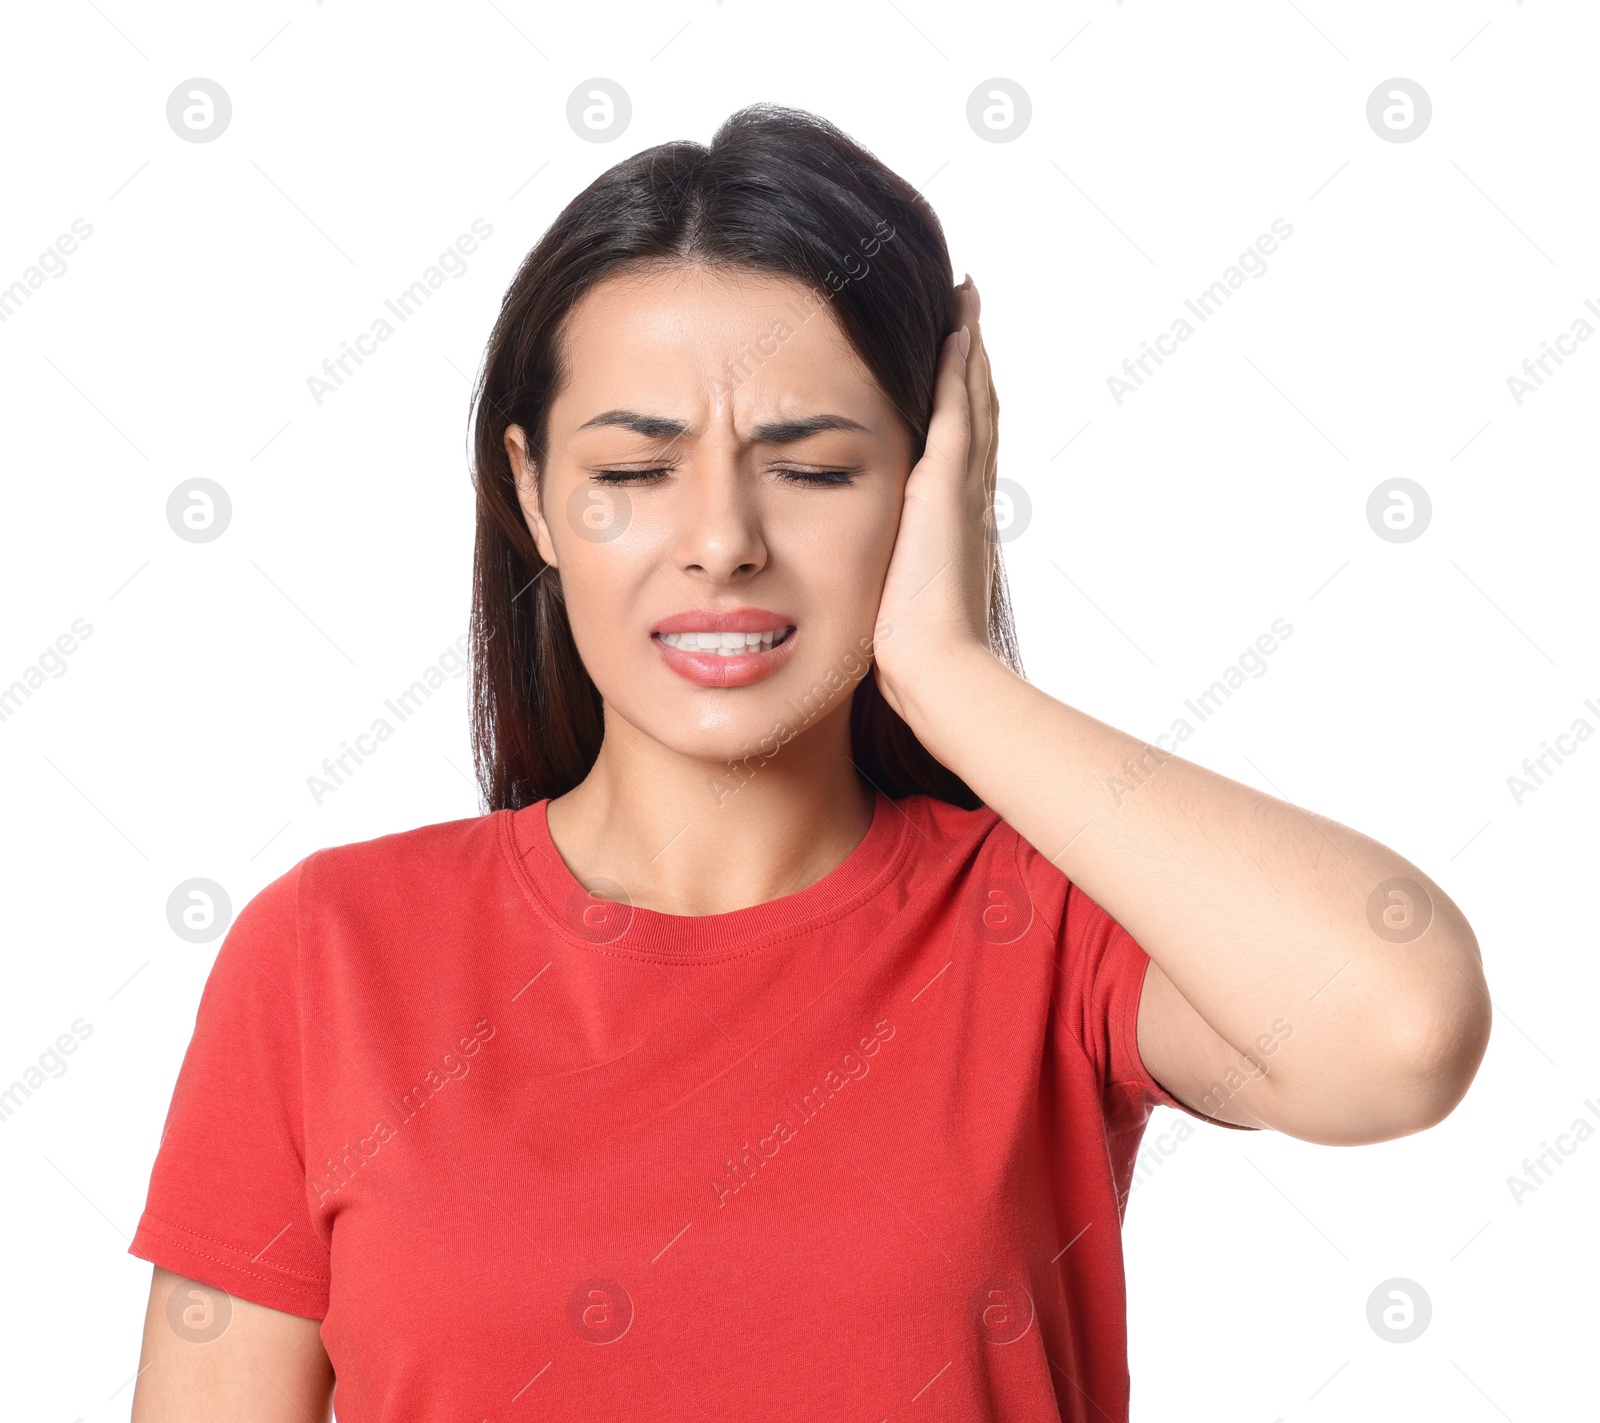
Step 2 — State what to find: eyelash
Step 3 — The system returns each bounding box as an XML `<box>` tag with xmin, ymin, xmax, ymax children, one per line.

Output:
<box><xmin>589</xmin><ymin>466</ymin><xmax>857</xmax><ymax>488</ymax></box>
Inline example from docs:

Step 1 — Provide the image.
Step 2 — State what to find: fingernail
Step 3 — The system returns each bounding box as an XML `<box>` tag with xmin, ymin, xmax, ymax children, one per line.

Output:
<box><xmin>957</xmin><ymin>325</ymin><xmax>971</xmax><ymax>360</ymax></box>
<box><xmin>968</xmin><ymin>277</ymin><xmax>981</xmax><ymax>319</ymax></box>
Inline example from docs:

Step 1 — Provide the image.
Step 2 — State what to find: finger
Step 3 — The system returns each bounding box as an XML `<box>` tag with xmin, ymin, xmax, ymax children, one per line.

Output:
<box><xmin>978</xmin><ymin>347</ymin><xmax>998</xmax><ymax>500</ymax></box>
<box><xmin>973</xmin><ymin>307</ymin><xmax>998</xmax><ymax>496</ymax></box>
<box><xmin>956</xmin><ymin>282</ymin><xmax>996</xmax><ymax>492</ymax></box>
<box><xmin>918</xmin><ymin>330</ymin><xmax>972</xmax><ymax>487</ymax></box>
<box><xmin>955</xmin><ymin>281</ymin><xmax>1000</xmax><ymax>612</ymax></box>
<box><xmin>965</xmin><ymin>279</ymin><xmax>997</xmax><ymax>430</ymax></box>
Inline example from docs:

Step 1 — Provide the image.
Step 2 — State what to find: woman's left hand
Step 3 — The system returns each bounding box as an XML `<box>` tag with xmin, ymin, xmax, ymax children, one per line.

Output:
<box><xmin>871</xmin><ymin>275</ymin><xmax>1001</xmax><ymax>728</ymax></box>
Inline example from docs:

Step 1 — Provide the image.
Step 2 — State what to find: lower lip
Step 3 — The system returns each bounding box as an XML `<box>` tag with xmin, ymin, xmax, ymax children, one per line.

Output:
<box><xmin>652</xmin><ymin>628</ymin><xmax>798</xmax><ymax>687</ymax></box>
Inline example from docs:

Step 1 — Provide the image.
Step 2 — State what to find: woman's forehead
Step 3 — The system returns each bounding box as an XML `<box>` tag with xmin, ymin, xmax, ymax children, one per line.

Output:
<box><xmin>562</xmin><ymin>264</ymin><xmax>846</xmax><ymax>351</ymax></box>
<box><xmin>552</xmin><ymin>267</ymin><xmax>890</xmax><ymax>438</ymax></box>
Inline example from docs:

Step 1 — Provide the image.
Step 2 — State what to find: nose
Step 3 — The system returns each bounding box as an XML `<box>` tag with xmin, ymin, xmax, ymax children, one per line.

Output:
<box><xmin>670</xmin><ymin>451</ymin><xmax>767</xmax><ymax>587</ymax></box>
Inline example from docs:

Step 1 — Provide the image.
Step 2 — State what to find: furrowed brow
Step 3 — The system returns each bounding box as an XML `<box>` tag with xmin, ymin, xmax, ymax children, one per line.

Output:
<box><xmin>748</xmin><ymin>414</ymin><xmax>871</xmax><ymax>443</ymax></box>
<box><xmin>576</xmin><ymin>410</ymin><xmax>691</xmax><ymax>439</ymax></box>
<box><xmin>574</xmin><ymin>410</ymin><xmax>871</xmax><ymax>444</ymax></box>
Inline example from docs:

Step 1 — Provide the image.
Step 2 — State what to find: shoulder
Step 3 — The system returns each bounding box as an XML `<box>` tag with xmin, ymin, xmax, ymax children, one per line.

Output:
<box><xmin>224</xmin><ymin>811</ymin><xmax>513</xmax><ymax>989</ymax></box>
<box><xmin>286</xmin><ymin>809</ymin><xmax>507</xmax><ymax>922</ymax></box>
<box><xmin>890</xmin><ymin>791</ymin><xmax>998</xmax><ymax>841</ymax></box>
<box><xmin>224</xmin><ymin>810</ymin><xmax>500</xmax><ymax>936</ymax></box>
<box><xmin>300</xmin><ymin>808</ymin><xmax>502</xmax><ymax>878</ymax></box>
<box><xmin>892</xmin><ymin>794</ymin><xmax>1075</xmax><ymax>920</ymax></box>
<box><xmin>889</xmin><ymin>793</ymin><xmax>1040</xmax><ymax>880</ymax></box>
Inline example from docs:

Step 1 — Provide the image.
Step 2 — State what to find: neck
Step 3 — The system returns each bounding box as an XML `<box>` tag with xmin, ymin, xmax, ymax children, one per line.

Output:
<box><xmin>544</xmin><ymin>702</ymin><xmax>876</xmax><ymax>917</ymax></box>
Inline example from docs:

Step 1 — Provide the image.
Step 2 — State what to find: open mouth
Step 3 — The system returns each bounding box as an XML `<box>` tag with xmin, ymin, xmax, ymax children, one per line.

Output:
<box><xmin>649</xmin><ymin>617</ymin><xmax>800</xmax><ymax>687</ymax></box>
<box><xmin>653</xmin><ymin>626</ymin><xmax>796</xmax><ymax>656</ymax></box>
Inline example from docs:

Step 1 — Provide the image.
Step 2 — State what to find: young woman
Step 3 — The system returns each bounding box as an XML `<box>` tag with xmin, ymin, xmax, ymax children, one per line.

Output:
<box><xmin>128</xmin><ymin>104</ymin><xmax>1491</xmax><ymax>1422</ymax></box>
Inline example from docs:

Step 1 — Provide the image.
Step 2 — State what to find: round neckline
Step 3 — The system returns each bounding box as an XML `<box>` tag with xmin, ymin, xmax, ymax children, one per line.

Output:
<box><xmin>499</xmin><ymin>789</ymin><xmax>912</xmax><ymax>963</ymax></box>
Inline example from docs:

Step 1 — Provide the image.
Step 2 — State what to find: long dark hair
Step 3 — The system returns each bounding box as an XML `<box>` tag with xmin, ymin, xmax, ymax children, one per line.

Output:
<box><xmin>468</xmin><ymin>102</ymin><xmax>1023</xmax><ymax>813</ymax></box>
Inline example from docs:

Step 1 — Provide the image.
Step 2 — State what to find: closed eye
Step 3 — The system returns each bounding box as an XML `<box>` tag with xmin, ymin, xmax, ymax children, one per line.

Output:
<box><xmin>589</xmin><ymin>466</ymin><xmax>859</xmax><ymax>488</ymax></box>
<box><xmin>588</xmin><ymin>469</ymin><xmax>668</xmax><ymax>486</ymax></box>
<box><xmin>774</xmin><ymin>467</ymin><xmax>857</xmax><ymax>487</ymax></box>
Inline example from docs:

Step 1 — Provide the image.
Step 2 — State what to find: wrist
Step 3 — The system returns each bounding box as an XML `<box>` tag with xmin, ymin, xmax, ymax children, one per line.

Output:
<box><xmin>883</xmin><ymin>639</ymin><xmax>1009</xmax><ymax>766</ymax></box>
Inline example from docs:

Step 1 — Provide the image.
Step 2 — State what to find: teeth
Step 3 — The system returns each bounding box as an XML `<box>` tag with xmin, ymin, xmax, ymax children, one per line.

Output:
<box><xmin>659</xmin><ymin>628</ymin><xmax>791</xmax><ymax>655</ymax></box>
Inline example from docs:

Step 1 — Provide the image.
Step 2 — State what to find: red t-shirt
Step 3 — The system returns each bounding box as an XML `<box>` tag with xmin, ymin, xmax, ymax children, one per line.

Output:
<box><xmin>130</xmin><ymin>790</ymin><xmax>1242</xmax><ymax>1421</ymax></box>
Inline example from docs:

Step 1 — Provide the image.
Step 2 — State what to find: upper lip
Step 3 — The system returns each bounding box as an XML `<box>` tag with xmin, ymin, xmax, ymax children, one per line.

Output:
<box><xmin>650</xmin><ymin>607</ymin><xmax>796</xmax><ymax>635</ymax></box>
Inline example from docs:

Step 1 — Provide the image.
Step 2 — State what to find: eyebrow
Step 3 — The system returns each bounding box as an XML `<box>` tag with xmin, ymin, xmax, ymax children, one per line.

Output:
<box><xmin>575</xmin><ymin>410</ymin><xmax>872</xmax><ymax>443</ymax></box>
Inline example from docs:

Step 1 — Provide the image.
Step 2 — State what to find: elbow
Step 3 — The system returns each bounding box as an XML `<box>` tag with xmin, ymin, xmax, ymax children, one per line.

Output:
<box><xmin>1259</xmin><ymin>949</ymin><xmax>1494</xmax><ymax>1146</ymax></box>
<box><xmin>1379</xmin><ymin>978</ymin><xmax>1493</xmax><ymax>1136</ymax></box>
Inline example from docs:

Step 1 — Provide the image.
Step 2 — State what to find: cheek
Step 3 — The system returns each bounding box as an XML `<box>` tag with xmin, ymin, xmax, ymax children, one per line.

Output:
<box><xmin>784</xmin><ymin>490</ymin><xmax>901</xmax><ymax>617</ymax></box>
<box><xmin>551</xmin><ymin>475</ymin><xmax>635</xmax><ymax>553</ymax></box>
<box><xmin>548</xmin><ymin>530</ymin><xmax>653</xmax><ymax>667</ymax></box>
<box><xmin>548</xmin><ymin>469</ymin><xmax>663</xmax><ymax>572</ymax></box>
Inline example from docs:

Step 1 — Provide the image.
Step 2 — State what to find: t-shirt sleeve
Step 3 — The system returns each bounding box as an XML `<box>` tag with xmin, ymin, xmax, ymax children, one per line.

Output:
<box><xmin>127</xmin><ymin>858</ymin><xmax>332</xmax><ymax>1319</ymax></box>
<box><xmin>1014</xmin><ymin>830</ymin><xmax>1258</xmax><ymax>1132</ymax></box>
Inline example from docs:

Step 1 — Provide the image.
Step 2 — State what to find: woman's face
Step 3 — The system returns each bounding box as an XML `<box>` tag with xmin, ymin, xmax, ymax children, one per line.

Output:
<box><xmin>506</xmin><ymin>263</ymin><xmax>914</xmax><ymax>768</ymax></box>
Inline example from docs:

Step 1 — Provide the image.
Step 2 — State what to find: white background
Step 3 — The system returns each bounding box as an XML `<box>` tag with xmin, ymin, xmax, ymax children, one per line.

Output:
<box><xmin>1</xmin><ymin>1</ymin><xmax>1595</xmax><ymax>1418</ymax></box>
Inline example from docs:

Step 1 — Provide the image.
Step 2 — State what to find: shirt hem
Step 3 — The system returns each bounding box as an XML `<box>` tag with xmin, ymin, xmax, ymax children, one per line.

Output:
<box><xmin>128</xmin><ymin>1211</ymin><xmax>330</xmax><ymax>1321</ymax></box>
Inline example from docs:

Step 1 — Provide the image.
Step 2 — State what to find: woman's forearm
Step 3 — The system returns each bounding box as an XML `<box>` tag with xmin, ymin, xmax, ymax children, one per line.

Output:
<box><xmin>898</xmin><ymin>641</ymin><xmax>1492</xmax><ymax>1135</ymax></box>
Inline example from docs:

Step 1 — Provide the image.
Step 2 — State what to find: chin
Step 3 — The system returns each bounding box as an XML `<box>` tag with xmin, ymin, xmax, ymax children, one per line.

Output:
<box><xmin>663</xmin><ymin>693</ymin><xmax>811</xmax><ymax>766</ymax></box>
<box><xmin>611</xmin><ymin>673</ymin><xmax>847</xmax><ymax>783</ymax></box>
